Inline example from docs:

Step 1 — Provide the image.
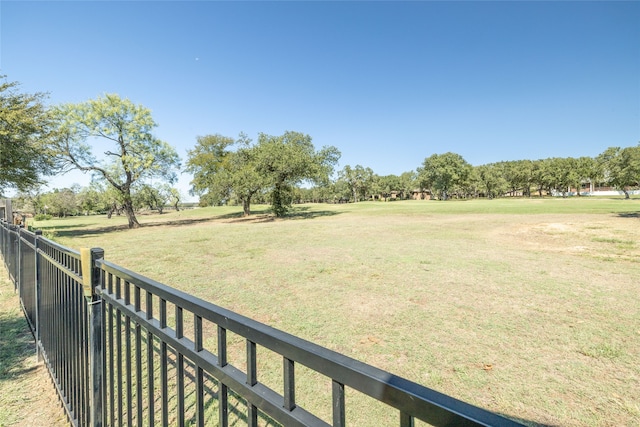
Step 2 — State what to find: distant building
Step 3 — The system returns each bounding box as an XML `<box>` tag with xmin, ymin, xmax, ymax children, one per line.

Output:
<box><xmin>411</xmin><ymin>190</ymin><xmax>432</xmax><ymax>200</ymax></box>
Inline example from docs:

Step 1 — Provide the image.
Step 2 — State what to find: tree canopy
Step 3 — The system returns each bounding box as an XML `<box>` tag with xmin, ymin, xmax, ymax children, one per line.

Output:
<box><xmin>598</xmin><ymin>146</ymin><xmax>640</xmax><ymax>198</ymax></box>
<box><xmin>338</xmin><ymin>165</ymin><xmax>375</xmax><ymax>203</ymax></box>
<box><xmin>418</xmin><ymin>152</ymin><xmax>472</xmax><ymax>200</ymax></box>
<box><xmin>186</xmin><ymin>133</ymin><xmax>265</xmax><ymax>216</ymax></box>
<box><xmin>187</xmin><ymin>131</ymin><xmax>340</xmax><ymax>217</ymax></box>
<box><xmin>255</xmin><ymin>131</ymin><xmax>340</xmax><ymax>216</ymax></box>
<box><xmin>51</xmin><ymin>94</ymin><xmax>181</xmax><ymax>228</ymax></box>
<box><xmin>0</xmin><ymin>77</ymin><xmax>56</xmax><ymax>193</ymax></box>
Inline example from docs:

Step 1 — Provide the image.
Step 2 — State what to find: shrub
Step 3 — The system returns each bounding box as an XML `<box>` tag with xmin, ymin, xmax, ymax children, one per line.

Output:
<box><xmin>34</xmin><ymin>213</ymin><xmax>52</xmax><ymax>221</ymax></box>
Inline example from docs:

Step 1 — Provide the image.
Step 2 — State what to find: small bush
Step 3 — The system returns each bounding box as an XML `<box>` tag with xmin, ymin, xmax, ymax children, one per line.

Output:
<box><xmin>34</xmin><ymin>214</ymin><xmax>53</xmax><ymax>221</ymax></box>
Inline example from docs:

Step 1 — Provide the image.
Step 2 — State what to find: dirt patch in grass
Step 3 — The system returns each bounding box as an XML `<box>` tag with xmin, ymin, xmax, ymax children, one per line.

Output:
<box><xmin>490</xmin><ymin>215</ymin><xmax>640</xmax><ymax>262</ymax></box>
<box><xmin>0</xmin><ymin>273</ymin><xmax>68</xmax><ymax>427</ymax></box>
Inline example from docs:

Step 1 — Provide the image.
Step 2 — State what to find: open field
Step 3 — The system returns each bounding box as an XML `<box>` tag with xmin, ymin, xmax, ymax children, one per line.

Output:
<box><xmin>20</xmin><ymin>198</ymin><xmax>640</xmax><ymax>426</ymax></box>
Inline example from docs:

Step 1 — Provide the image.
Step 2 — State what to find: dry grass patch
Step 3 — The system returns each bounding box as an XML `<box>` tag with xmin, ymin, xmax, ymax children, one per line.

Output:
<box><xmin>500</xmin><ymin>216</ymin><xmax>640</xmax><ymax>263</ymax></box>
<box><xmin>33</xmin><ymin>200</ymin><xmax>640</xmax><ymax>426</ymax></box>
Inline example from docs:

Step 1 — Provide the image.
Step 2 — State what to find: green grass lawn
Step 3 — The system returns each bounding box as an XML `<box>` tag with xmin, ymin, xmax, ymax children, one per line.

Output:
<box><xmin>29</xmin><ymin>198</ymin><xmax>640</xmax><ymax>426</ymax></box>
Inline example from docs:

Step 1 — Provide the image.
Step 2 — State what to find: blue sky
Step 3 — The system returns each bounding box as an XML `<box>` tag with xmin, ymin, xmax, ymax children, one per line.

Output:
<box><xmin>2</xmin><ymin>1</ymin><xmax>639</xmax><ymax>199</ymax></box>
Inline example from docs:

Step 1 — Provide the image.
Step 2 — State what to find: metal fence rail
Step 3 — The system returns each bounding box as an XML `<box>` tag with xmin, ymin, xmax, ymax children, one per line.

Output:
<box><xmin>0</xmin><ymin>218</ymin><xmax>525</xmax><ymax>427</ymax></box>
<box><xmin>1</xmin><ymin>221</ymin><xmax>19</xmax><ymax>285</ymax></box>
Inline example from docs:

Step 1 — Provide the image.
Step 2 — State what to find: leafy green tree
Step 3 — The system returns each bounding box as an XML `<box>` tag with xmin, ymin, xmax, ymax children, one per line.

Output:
<box><xmin>303</xmin><ymin>185</ymin><xmax>334</xmax><ymax>203</ymax></box>
<box><xmin>186</xmin><ymin>133</ymin><xmax>266</xmax><ymax>216</ymax></box>
<box><xmin>418</xmin><ymin>152</ymin><xmax>472</xmax><ymax>200</ymax></box>
<box><xmin>40</xmin><ymin>188</ymin><xmax>79</xmax><ymax>217</ymax></box>
<box><xmin>51</xmin><ymin>94</ymin><xmax>180</xmax><ymax>228</ymax></box>
<box><xmin>574</xmin><ymin>156</ymin><xmax>602</xmax><ymax>194</ymax></box>
<box><xmin>255</xmin><ymin>131</ymin><xmax>340</xmax><ymax>216</ymax></box>
<box><xmin>373</xmin><ymin>172</ymin><xmax>414</xmax><ymax>200</ymax></box>
<box><xmin>462</xmin><ymin>167</ymin><xmax>481</xmax><ymax>199</ymax></box>
<box><xmin>167</xmin><ymin>187</ymin><xmax>182</xmax><ymax>211</ymax></box>
<box><xmin>398</xmin><ymin>171</ymin><xmax>418</xmax><ymax>200</ymax></box>
<box><xmin>225</xmin><ymin>144</ymin><xmax>267</xmax><ymax>216</ymax></box>
<box><xmin>563</xmin><ymin>157</ymin><xmax>581</xmax><ymax>196</ymax></box>
<box><xmin>338</xmin><ymin>165</ymin><xmax>374</xmax><ymax>202</ymax></box>
<box><xmin>76</xmin><ymin>182</ymin><xmax>106</xmax><ymax>214</ymax></box>
<box><xmin>475</xmin><ymin>163</ymin><xmax>507</xmax><ymax>199</ymax></box>
<box><xmin>11</xmin><ymin>190</ymin><xmax>41</xmax><ymax>215</ymax></box>
<box><xmin>186</xmin><ymin>134</ymin><xmax>236</xmax><ymax>202</ymax></box>
<box><xmin>374</xmin><ymin>174</ymin><xmax>404</xmax><ymax>201</ymax></box>
<box><xmin>544</xmin><ymin>157</ymin><xmax>575</xmax><ymax>197</ymax></box>
<box><xmin>133</xmin><ymin>182</ymin><xmax>180</xmax><ymax>213</ymax></box>
<box><xmin>598</xmin><ymin>146</ymin><xmax>640</xmax><ymax>199</ymax></box>
<box><xmin>499</xmin><ymin>160</ymin><xmax>534</xmax><ymax>197</ymax></box>
<box><xmin>101</xmin><ymin>185</ymin><xmax>126</xmax><ymax>218</ymax></box>
<box><xmin>134</xmin><ymin>183</ymin><xmax>169</xmax><ymax>213</ymax></box>
<box><xmin>329</xmin><ymin>179</ymin><xmax>352</xmax><ymax>203</ymax></box>
<box><xmin>0</xmin><ymin>76</ymin><xmax>56</xmax><ymax>192</ymax></box>
<box><xmin>531</xmin><ymin>159</ymin><xmax>552</xmax><ymax>197</ymax></box>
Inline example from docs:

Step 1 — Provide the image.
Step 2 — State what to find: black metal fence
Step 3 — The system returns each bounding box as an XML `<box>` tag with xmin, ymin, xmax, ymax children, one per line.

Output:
<box><xmin>0</xmin><ymin>219</ymin><xmax>524</xmax><ymax>427</ymax></box>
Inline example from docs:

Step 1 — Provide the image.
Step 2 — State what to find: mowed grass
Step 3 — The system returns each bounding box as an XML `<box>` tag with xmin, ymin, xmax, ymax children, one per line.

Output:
<box><xmin>31</xmin><ymin>198</ymin><xmax>640</xmax><ymax>426</ymax></box>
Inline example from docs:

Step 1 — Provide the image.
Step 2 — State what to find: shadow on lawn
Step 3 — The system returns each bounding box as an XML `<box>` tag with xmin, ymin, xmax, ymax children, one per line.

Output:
<box><xmin>616</xmin><ymin>212</ymin><xmax>640</xmax><ymax>218</ymax></box>
<box><xmin>38</xmin><ymin>206</ymin><xmax>341</xmax><ymax>238</ymax></box>
<box><xmin>287</xmin><ymin>206</ymin><xmax>341</xmax><ymax>220</ymax></box>
<box><xmin>225</xmin><ymin>206</ymin><xmax>341</xmax><ymax>223</ymax></box>
<box><xmin>35</xmin><ymin>222</ymin><xmax>100</xmax><ymax>231</ymax></box>
<box><xmin>43</xmin><ymin>216</ymin><xmax>221</xmax><ymax>238</ymax></box>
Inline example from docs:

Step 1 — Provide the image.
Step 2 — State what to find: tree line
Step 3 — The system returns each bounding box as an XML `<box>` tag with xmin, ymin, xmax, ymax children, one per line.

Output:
<box><xmin>2</xmin><ymin>75</ymin><xmax>639</xmax><ymax>228</ymax></box>
<box><xmin>12</xmin><ymin>181</ymin><xmax>183</xmax><ymax>220</ymax></box>
<box><xmin>186</xmin><ymin>139</ymin><xmax>640</xmax><ymax>209</ymax></box>
<box><xmin>414</xmin><ymin>150</ymin><xmax>640</xmax><ymax>201</ymax></box>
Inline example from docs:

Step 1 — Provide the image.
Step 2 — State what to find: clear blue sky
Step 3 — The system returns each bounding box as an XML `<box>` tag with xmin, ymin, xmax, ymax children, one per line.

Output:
<box><xmin>2</xmin><ymin>1</ymin><xmax>639</xmax><ymax>199</ymax></box>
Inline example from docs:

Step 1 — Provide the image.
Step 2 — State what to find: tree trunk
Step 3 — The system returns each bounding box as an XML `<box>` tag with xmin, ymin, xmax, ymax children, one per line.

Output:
<box><xmin>271</xmin><ymin>181</ymin><xmax>289</xmax><ymax>217</ymax></box>
<box><xmin>242</xmin><ymin>198</ymin><xmax>251</xmax><ymax>217</ymax></box>
<box><xmin>123</xmin><ymin>199</ymin><xmax>141</xmax><ymax>228</ymax></box>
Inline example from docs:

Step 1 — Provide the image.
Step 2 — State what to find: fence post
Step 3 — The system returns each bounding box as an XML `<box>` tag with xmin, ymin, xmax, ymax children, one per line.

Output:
<box><xmin>81</xmin><ymin>247</ymin><xmax>105</xmax><ymax>427</ymax></box>
<box><xmin>17</xmin><ymin>226</ymin><xmax>23</xmax><ymax>293</ymax></box>
<box><xmin>0</xmin><ymin>221</ymin><xmax>4</xmax><ymax>272</ymax></box>
<box><xmin>34</xmin><ymin>230</ymin><xmax>43</xmax><ymax>361</ymax></box>
<box><xmin>11</xmin><ymin>225</ymin><xmax>18</xmax><ymax>290</ymax></box>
